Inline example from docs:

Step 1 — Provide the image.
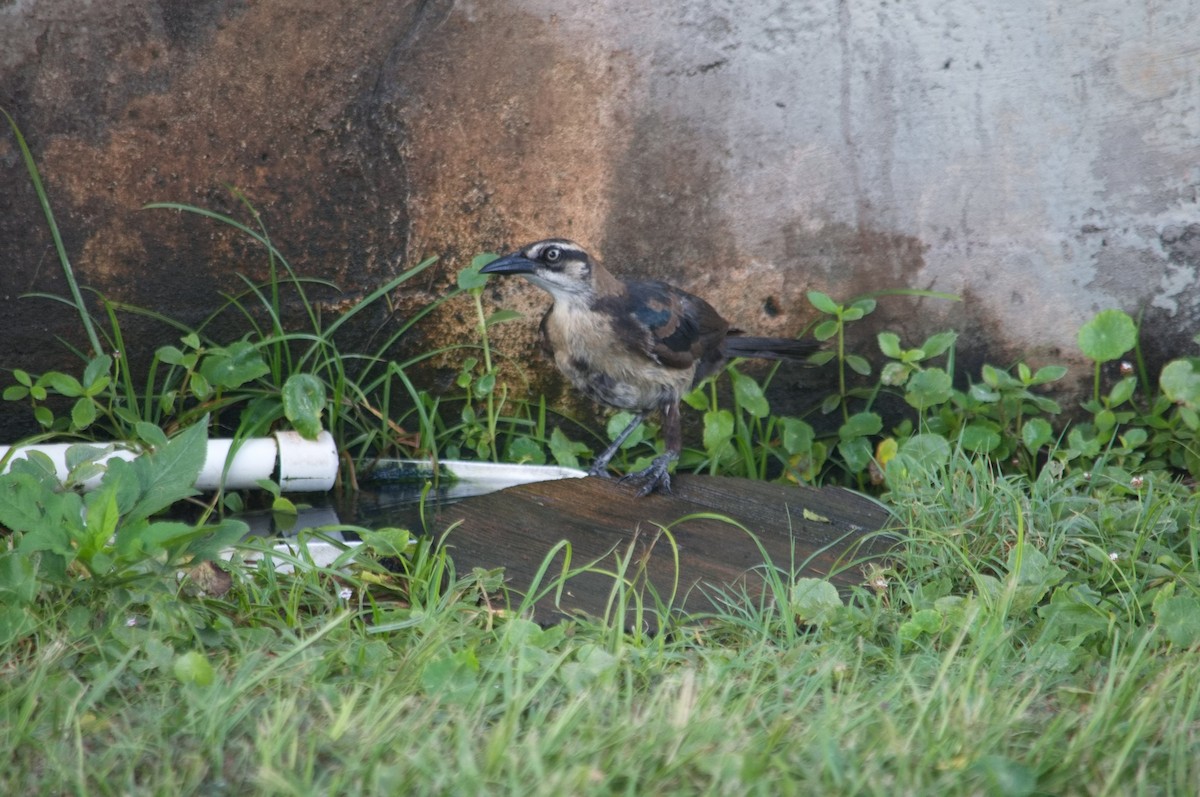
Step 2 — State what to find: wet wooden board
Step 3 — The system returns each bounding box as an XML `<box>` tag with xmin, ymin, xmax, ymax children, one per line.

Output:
<box><xmin>433</xmin><ymin>474</ymin><xmax>896</xmax><ymax>626</ymax></box>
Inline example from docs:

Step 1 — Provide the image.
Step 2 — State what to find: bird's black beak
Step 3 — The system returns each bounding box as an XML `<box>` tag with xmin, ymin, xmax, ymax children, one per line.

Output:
<box><xmin>480</xmin><ymin>253</ymin><xmax>537</xmax><ymax>275</ymax></box>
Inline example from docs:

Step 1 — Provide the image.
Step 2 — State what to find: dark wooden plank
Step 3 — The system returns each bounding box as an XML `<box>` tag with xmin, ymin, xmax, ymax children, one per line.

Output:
<box><xmin>432</xmin><ymin>474</ymin><xmax>896</xmax><ymax>626</ymax></box>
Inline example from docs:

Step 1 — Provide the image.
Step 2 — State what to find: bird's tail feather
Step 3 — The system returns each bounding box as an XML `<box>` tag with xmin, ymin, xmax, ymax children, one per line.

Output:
<box><xmin>724</xmin><ymin>336</ymin><xmax>818</xmax><ymax>361</ymax></box>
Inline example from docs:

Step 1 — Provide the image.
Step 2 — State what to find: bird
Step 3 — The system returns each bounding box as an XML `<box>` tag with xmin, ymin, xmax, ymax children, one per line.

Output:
<box><xmin>480</xmin><ymin>239</ymin><xmax>816</xmax><ymax>496</ymax></box>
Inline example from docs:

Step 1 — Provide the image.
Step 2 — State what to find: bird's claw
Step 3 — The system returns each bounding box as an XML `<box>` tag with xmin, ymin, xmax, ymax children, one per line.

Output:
<box><xmin>618</xmin><ymin>454</ymin><xmax>675</xmax><ymax>496</ymax></box>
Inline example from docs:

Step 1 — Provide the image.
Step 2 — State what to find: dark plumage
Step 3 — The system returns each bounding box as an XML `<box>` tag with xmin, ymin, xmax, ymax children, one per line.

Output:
<box><xmin>481</xmin><ymin>239</ymin><xmax>815</xmax><ymax>495</ymax></box>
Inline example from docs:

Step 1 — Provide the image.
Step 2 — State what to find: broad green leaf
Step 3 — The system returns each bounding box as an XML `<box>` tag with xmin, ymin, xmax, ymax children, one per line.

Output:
<box><xmin>485</xmin><ymin>309</ymin><xmax>522</xmax><ymax>326</ymax></box>
<box><xmin>84</xmin><ymin>488</ymin><xmax>121</xmax><ymax>545</ymax></box>
<box><xmin>703</xmin><ymin>409</ymin><xmax>734</xmax><ymax>456</ymax></box>
<box><xmin>1037</xmin><ymin>585</ymin><xmax>1111</xmax><ymax>647</ymax></box>
<box><xmin>0</xmin><ymin>550</ymin><xmax>37</xmax><ymax>605</ymax></box>
<box><xmin>457</xmin><ymin>254</ymin><xmax>496</xmax><ymax>290</ymax></box>
<box><xmin>921</xmin><ymin>331</ymin><xmax>957</xmax><ymax>358</ymax></box>
<box><xmin>790</xmin><ymin>578</ymin><xmax>842</xmax><ymax>624</ymax></box>
<box><xmin>1</xmin><ymin>468</ymin><xmax>82</xmax><ymax>549</ymax></box>
<box><xmin>42</xmin><ymin>371</ymin><xmax>83</xmax><ymax>397</ymax></box>
<box><xmin>905</xmin><ymin>367</ymin><xmax>953</xmax><ymax>410</ymax></box>
<box><xmin>199</xmin><ymin>341</ymin><xmax>271</xmax><ymax>389</ymax></box>
<box><xmin>877</xmin><ymin>331</ymin><xmax>902</xmax><ymax>358</ymax></box>
<box><xmin>1106</xmin><ymin>376</ymin><xmax>1137</xmax><ymax>407</ymax></box>
<box><xmin>82</xmin><ymin>355</ymin><xmax>113</xmax><ymax>389</ymax></box>
<box><xmin>183</xmin><ymin>518</ymin><xmax>250</xmax><ymax>562</ymax></box>
<box><xmin>188</xmin><ymin>371</ymin><xmax>212</xmax><ymax>400</ymax></box>
<box><xmin>0</xmin><ymin>604</ymin><xmax>36</xmax><ymax>647</ymax></box>
<box><xmin>961</xmin><ymin>422</ymin><xmax>1001</xmax><ymax>453</ymax></box>
<box><xmin>1031</xmin><ymin>365</ymin><xmax>1068</xmax><ymax>385</ymax></box>
<box><xmin>730</xmin><ymin>370</ymin><xmax>769</xmax><ymax>418</ymax></box>
<box><xmin>849</xmin><ymin>298</ymin><xmax>876</xmax><ymax>315</ymax></box>
<box><xmin>504</xmin><ymin>436</ymin><xmax>545</xmax><ymax>465</ymax></box>
<box><xmin>282</xmin><ymin>374</ymin><xmax>326</xmax><ymax>439</ymax></box>
<box><xmin>475</xmin><ymin>372</ymin><xmax>496</xmax><ymax>397</ymax></box>
<box><xmin>65</xmin><ymin>443</ymin><xmax>106</xmax><ymax>472</ymax></box>
<box><xmin>420</xmin><ymin>649</ymin><xmax>480</xmax><ymax>703</ymax></box>
<box><xmin>1077</xmin><ymin>309</ymin><xmax>1136</xmax><ymax>363</ymax></box>
<box><xmin>359</xmin><ymin>528</ymin><xmax>417</xmax><ymax>559</ymax></box>
<box><xmin>33</xmin><ymin>406</ymin><xmax>54</xmax><ymax>428</ymax></box>
<box><xmin>82</xmin><ymin>375</ymin><xmax>111</xmax><ymax>398</ymax></box>
<box><xmin>880</xmin><ymin>361</ymin><xmax>910</xmax><ymax>387</ymax></box>
<box><xmin>682</xmin><ymin>386</ymin><xmax>709</xmax><ymax>411</ymax></box>
<box><xmin>899</xmin><ymin>608</ymin><xmax>942</xmax><ymax>643</ymax></box>
<box><xmin>607</xmin><ymin>412</ymin><xmax>645</xmax><ymax>449</ymax></box>
<box><xmin>121</xmin><ymin>521</ymin><xmax>207</xmax><ymax>558</ymax></box>
<box><xmin>1066</xmin><ymin>426</ymin><xmax>1101</xmax><ymax>458</ymax></box>
<box><xmin>899</xmin><ymin>433</ymin><xmax>951</xmax><ymax>467</ymax></box>
<box><xmin>1155</xmin><ymin>595</ymin><xmax>1200</xmax><ymax>647</ymax></box>
<box><xmin>837</xmin><ymin>436</ymin><xmax>873</xmax><ymax>473</ymax></box>
<box><xmin>548</xmin><ymin>427</ymin><xmax>589</xmax><ymax>469</ymax></box>
<box><xmin>70</xmin><ymin>398</ymin><xmax>96</xmax><ymax>430</ymax></box>
<box><xmin>838</xmin><ymin>411</ymin><xmax>882</xmax><ymax>440</ymax></box>
<box><xmin>1021</xmin><ymin>417</ymin><xmax>1054</xmax><ymax>452</ymax></box>
<box><xmin>1119</xmin><ymin>427</ymin><xmax>1147</xmax><ymax>449</ymax></box>
<box><xmin>173</xmin><ymin>651</ymin><xmax>215</xmax><ymax>686</ymax></box>
<box><xmin>845</xmin><ymin>354</ymin><xmax>872</xmax><ymax>376</ymax></box>
<box><xmin>982</xmin><ymin>364</ymin><xmax>1021</xmax><ymax>390</ymax></box>
<box><xmin>812</xmin><ymin>319</ymin><xmax>839</xmax><ymax>341</ymax></box>
<box><xmin>1160</xmin><ymin>359</ymin><xmax>1200</xmax><ymax>410</ymax></box>
<box><xmin>806</xmin><ymin>290</ymin><xmax>840</xmax><ymax>314</ymax></box>
<box><xmin>780</xmin><ymin>417</ymin><xmax>814</xmax><ymax>454</ymax></box>
<box><xmin>156</xmin><ymin>345</ymin><xmax>189</xmax><ymax>366</ymax></box>
<box><xmin>1007</xmin><ymin>543</ymin><xmax>1066</xmax><ymax>590</ymax></box>
<box><xmin>558</xmin><ymin>644</ymin><xmax>618</xmax><ymax>692</ymax></box>
<box><xmin>116</xmin><ymin>421</ymin><xmax>207</xmax><ymax>525</ymax></box>
<box><xmin>135</xmin><ymin>422</ymin><xmax>169</xmax><ymax>448</ymax></box>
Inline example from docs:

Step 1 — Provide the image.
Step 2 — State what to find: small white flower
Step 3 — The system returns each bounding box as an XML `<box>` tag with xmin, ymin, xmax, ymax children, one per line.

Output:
<box><xmin>125</xmin><ymin>616</ymin><xmax>138</xmax><ymax>627</ymax></box>
<box><xmin>338</xmin><ymin>587</ymin><xmax>353</xmax><ymax>601</ymax></box>
<box><xmin>1130</xmin><ymin>475</ymin><xmax>1145</xmax><ymax>489</ymax></box>
<box><xmin>1119</xmin><ymin>361</ymin><xmax>1135</xmax><ymax>376</ymax></box>
<box><xmin>1108</xmin><ymin>552</ymin><xmax>1119</xmax><ymax>563</ymax></box>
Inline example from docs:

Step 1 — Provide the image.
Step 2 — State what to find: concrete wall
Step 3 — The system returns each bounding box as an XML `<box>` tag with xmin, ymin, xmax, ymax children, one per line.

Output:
<box><xmin>2</xmin><ymin>0</ymin><xmax>1197</xmax><ymax>437</ymax></box>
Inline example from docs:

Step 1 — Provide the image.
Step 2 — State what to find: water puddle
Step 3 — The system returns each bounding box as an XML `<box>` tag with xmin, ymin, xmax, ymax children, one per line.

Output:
<box><xmin>233</xmin><ymin>460</ymin><xmax>584</xmax><ymax>568</ymax></box>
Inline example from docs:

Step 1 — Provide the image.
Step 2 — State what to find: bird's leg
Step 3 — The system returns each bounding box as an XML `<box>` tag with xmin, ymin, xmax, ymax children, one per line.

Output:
<box><xmin>587</xmin><ymin>411</ymin><xmax>646</xmax><ymax>477</ymax></box>
<box><xmin>620</xmin><ymin>399</ymin><xmax>681</xmax><ymax>496</ymax></box>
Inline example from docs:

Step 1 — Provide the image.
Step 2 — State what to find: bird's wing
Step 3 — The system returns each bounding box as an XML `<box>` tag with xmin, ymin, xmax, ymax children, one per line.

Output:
<box><xmin>599</xmin><ymin>281</ymin><xmax>729</xmax><ymax>370</ymax></box>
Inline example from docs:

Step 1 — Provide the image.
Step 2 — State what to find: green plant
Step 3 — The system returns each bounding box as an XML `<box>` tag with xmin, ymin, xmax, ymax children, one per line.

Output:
<box><xmin>430</xmin><ymin>254</ymin><xmax>603</xmax><ymax>468</ymax></box>
<box><xmin>0</xmin><ymin>421</ymin><xmax>247</xmax><ymax>644</ymax></box>
<box><xmin>2</xmin><ymin>183</ymin><xmax>446</xmax><ymax>477</ymax></box>
<box><xmin>451</xmin><ymin>254</ymin><xmax>518</xmax><ymax>461</ymax></box>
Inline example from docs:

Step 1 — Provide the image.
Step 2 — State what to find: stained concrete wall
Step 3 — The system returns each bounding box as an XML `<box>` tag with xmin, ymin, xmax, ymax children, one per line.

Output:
<box><xmin>1</xmin><ymin>0</ymin><xmax>1198</xmax><ymax>439</ymax></box>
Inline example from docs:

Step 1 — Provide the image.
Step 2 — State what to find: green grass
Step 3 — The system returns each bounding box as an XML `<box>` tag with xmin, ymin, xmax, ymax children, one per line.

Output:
<box><xmin>4</xmin><ymin>451</ymin><xmax>1199</xmax><ymax>796</ymax></box>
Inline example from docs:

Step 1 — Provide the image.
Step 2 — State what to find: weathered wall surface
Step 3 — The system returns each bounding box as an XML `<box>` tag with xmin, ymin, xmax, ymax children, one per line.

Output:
<box><xmin>2</xmin><ymin>0</ymin><xmax>1198</xmax><ymax>439</ymax></box>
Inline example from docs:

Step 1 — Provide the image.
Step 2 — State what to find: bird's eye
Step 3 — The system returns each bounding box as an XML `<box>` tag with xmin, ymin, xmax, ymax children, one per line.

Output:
<box><xmin>543</xmin><ymin>246</ymin><xmax>561</xmax><ymax>263</ymax></box>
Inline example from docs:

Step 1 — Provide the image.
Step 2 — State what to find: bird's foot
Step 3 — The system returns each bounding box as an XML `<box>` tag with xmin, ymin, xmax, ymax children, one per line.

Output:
<box><xmin>618</xmin><ymin>453</ymin><xmax>676</xmax><ymax>497</ymax></box>
<box><xmin>586</xmin><ymin>463</ymin><xmax>614</xmax><ymax>479</ymax></box>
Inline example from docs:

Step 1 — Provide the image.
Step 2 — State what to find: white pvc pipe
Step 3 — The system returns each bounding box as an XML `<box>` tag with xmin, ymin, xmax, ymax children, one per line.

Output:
<box><xmin>0</xmin><ymin>430</ymin><xmax>339</xmax><ymax>493</ymax></box>
<box><xmin>275</xmin><ymin>430</ymin><xmax>339</xmax><ymax>492</ymax></box>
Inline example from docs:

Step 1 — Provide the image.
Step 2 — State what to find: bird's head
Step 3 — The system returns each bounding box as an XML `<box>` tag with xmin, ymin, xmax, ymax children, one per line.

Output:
<box><xmin>480</xmin><ymin>239</ymin><xmax>597</xmax><ymax>302</ymax></box>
